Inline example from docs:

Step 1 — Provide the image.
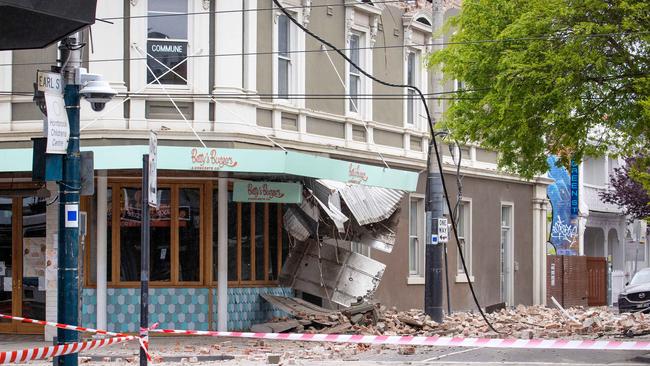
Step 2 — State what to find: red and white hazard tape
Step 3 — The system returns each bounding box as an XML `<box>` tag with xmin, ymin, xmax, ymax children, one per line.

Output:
<box><xmin>0</xmin><ymin>313</ymin><xmax>152</xmax><ymax>362</ymax></box>
<box><xmin>150</xmin><ymin>329</ymin><xmax>650</xmax><ymax>351</ymax></box>
<box><xmin>0</xmin><ymin>336</ymin><xmax>134</xmax><ymax>365</ymax></box>
<box><xmin>0</xmin><ymin>313</ymin><xmax>127</xmax><ymax>337</ymax></box>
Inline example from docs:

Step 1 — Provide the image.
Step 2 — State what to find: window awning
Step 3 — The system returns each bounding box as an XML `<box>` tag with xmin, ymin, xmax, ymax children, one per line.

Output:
<box><xmin>0</xmin><ymin>0</ymin><xmax>97</xmax><ymax>50</ymax></box>
<box><xmin>0</xmin><ymin>145</ymin><xmax>419</xmax><ymax>191</ymax></box>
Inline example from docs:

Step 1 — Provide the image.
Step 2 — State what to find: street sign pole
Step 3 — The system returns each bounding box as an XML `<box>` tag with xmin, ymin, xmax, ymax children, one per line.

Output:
<box><xmin>424</xmin><ymin>139</ymin><xmax>445</xmax><ymax>323</ymax></box>
<box><xmin>56</xmin><ymin>34</ymin><xmax>81</xmax><ymax>366</ymax></box>
<box><xmin>140</xmin><ymin>154</ymin><xmax>150</xmax><ymax>366</ymax></box>
<box><xmin>140</xmin><ymin>132</ymin><xmax>156</xmax><ymax>366</ymax></box>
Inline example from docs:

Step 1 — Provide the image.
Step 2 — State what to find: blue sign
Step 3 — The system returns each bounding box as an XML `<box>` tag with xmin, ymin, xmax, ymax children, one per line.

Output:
<box><xmin>547</xmin><ymin>156</ymin><xmax>578</xmax><ymax>255</ymax></box>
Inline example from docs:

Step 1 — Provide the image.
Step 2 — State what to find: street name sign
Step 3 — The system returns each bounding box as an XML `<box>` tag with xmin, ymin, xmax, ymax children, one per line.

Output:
<box><xmin>148</xmin><ymin>131</ymin><xmax>158</xmax><ymax>207</ymax></box>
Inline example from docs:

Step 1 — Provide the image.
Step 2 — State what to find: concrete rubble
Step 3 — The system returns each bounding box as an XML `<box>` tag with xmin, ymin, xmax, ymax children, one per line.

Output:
<box><xmin>256</xmin><ymin>303</ymin><xmax>650</xmax><ymax>340</ymax></box>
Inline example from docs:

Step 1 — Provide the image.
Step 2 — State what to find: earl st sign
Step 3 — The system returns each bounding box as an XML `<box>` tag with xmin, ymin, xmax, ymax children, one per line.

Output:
<box><xmin>37</xmin><ymin>71</ymin><xmax>63</xmax><ymax>94</ymax></box>
<box><xmin>37</xmin><ymin>70</ymin><xmax>69</xmax><ymax>154</ymax></box>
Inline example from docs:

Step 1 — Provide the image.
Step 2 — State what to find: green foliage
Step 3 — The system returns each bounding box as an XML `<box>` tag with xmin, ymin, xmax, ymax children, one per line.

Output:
<box><xmin>428</xmin><ymin>0</ymin><xmax>650</xmax><ymax>178</ymax></box>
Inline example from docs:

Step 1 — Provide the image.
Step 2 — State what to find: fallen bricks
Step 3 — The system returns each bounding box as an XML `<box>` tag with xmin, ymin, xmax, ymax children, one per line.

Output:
<box><xmin>254</xmin><ymin>301</ymin><xmax>650</xmax><ymax>340</ymax></box>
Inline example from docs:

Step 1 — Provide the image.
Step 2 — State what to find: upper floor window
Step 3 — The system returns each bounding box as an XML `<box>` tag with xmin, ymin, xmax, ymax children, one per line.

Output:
<box><xmin>277</xmin><ymin>14</ymin><xmax>291</xmax><ymax>99</ymax></box>
<box><xmin>348</xmin><ymin>33</ymin><xmax>362</xmax><ymax>113</ymax></box>
<box><xmin>408</xmin><ymin>195</ymin><xmax>425</xmax><ymax>276</ymax></box>
<box><xmin>406</xmin><ymin>51</ymin><xmax>418</xmax><ymax>125</ymax></box>
<box><xmin>455</xmin><ymin>200</ymin><xmax>472</xmax><ymax>279</ymax></box>
<box><xmin>147</xmin><ymin>0</ymin><xmax>188</xmax><ymax>85</ymax></box>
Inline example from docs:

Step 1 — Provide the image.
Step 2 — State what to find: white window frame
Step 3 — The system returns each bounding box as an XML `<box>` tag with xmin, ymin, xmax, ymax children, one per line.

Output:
<box><xmin>407</xmin><ymin>194</ymin><xmax>425</xmax><ymax>283</ymax></box>
<box><xmin>143</xmin><ymin>0</ymin><xmax>192</xmax><ymax>90</ymax></box>
<box><xmin>500</xmin><ymin>202</ymin><xmax>515</xmax><ymax>305</ymax></box>
<box><xmin>272</xmin><ymin>7</ymin><xmax>305</xmax><ymax>108</ymax></box>
<box><xmin>347</xmin><ymin>32</ymin><xmax>363</xmax><ymax>116</ymax></box>
<box><xmin>403</xmin><ymin>47</ymin><xmax>426</xmax><ymax>130</ymax></box>
<box><xmin>344</xmin><ymin>20</ymin><xmax>372</xmax><ymax>120</ymax></box>
<box><xmin>455</xmin><ymin>198</ymin><xmax>474</xmax><ymax>283</ymax></box>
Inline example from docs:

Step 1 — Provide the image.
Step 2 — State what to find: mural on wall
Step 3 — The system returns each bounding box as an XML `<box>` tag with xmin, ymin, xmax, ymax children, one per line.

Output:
<box><xmin>547</xmin><ymin>156</ymin><xmax>579</xmax><ymax>255</ymax></box>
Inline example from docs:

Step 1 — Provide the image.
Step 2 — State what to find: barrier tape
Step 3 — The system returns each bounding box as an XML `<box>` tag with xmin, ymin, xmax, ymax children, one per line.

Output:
<box><xmin>0</xmin><ymin>313</ymin><xmax>152</xmax><ymax>362</ymax></box>
<box><xmin>0</xmin><ymin>314</ymin><xmax>127</xmax><ymax>337</ymax></box>
<box><xmin>150</xmin><ymin>329</ymin><xmax>650</xmax><ymax>351</ymax></box>
<box><xmin>0</xmin><ymin>336</ymin><xmax>134</xmax><ymax>365</ymax></box>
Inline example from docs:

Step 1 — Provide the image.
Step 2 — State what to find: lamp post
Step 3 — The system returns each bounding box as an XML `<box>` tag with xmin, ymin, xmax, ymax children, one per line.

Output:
<box><xmin>56</xmin><ymin>33</ymin><xmax>82</xmax><ymax>366</ymax></box>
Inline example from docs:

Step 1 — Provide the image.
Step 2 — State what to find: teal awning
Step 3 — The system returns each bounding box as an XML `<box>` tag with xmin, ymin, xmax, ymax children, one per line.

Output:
<box><xmin>1</xmin><ymin>146</ymin><xmax>419</xmax><ymax>191</ymax></box>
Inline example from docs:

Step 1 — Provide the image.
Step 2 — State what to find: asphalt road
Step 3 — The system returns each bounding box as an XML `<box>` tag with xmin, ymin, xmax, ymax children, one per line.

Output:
<box><xmin>2</xmin><ymin>335</ymin><xmax>650</xmax><ymax>365</ymax></box>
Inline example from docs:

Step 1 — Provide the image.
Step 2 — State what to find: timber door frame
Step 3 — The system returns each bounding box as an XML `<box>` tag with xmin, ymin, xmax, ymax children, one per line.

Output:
<box><xmin>0</xmin><ymin>197</ymin><xmax>45</xmax><ymax>334</ymax></box>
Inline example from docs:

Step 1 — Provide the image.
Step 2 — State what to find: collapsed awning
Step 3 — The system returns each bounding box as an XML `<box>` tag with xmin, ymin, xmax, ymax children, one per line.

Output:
<box><xmin>0</xmin><ymin>0</ymin><xmax>97</xmax><ymax>50</ymax></box>
<box><xmin>279</xmin><ymin>239</ymin><xmax>385</xmax><ymax>307</ymax></box>
<box><xmin>0</xmin><ymin>145</ymin><xmax>418</xmax><ymax>191</ymax></box>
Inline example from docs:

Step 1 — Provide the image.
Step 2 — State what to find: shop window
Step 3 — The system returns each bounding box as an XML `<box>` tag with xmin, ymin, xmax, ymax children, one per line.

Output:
<box><xmin>178</xmin><ymin>188</ymin><xmax>200</xmax><ymax>282</ymax></box>
<box><xmin>147</xmin><ymin>0</ymin><xmax>188</xmax><ymax>85</ymax></box>
<box><xmin>86</xmin><ymin>182</ymin><xmax>290</xmax><ymax>287</ymax></box>
<box><xmin>212</xmin><ymin>191</ymin><xmax>288</xmax><ymax>285</ymax></box>
<box><xmin>119</xmin><ymin>187</ymin><xmax>172</xmax><ymax>282</ymax></box>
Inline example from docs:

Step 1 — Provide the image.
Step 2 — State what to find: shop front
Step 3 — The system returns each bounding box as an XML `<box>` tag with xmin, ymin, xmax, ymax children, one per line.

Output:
<box><xmin>0</xmin><ymin>183</ymin><xmax>48</xmax><ymax>334</ymax></box>
<box><xmin>0</xmin><ymin>145</ymin><xmax>418</xmax><ymax>333</ymax></box>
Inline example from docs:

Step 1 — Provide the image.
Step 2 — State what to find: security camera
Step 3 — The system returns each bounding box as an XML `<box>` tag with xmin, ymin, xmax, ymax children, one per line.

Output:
<box><xmin>77</xmin><ymin>69</ymin><xmax>117</xmax><ymax>112</ymax></box>
<box><xmin>79</xmin><ymin>80</ymin><xmax>117</xmax><ymax>112</ymax></box>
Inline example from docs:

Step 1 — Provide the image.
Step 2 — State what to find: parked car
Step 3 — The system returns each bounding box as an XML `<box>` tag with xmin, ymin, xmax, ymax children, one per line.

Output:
<box><xmin>618</xmin><ymin>268</ymin><xmax>650</xmax><ymax>313</ymax></box>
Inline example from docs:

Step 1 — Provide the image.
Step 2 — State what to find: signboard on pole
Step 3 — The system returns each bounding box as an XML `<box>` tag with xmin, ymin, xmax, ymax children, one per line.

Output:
<box><xmin>37</xmin><ymin>71</ymin><xmax>63</xmax><ymax>94</ymax></box>
<box><xmin>148</xmin><ymin>131</ymin><xmax>158</xmax><ymax>207</ymax></box>
<box><xmin>38</xmin><ymin>71</ymin><xmax>69</xmax><ymax>154</ymax></box>
<box><xmin>233</xmin><ymin>181</ymin><xmax>302</xmax><ymax>203</ymax></box>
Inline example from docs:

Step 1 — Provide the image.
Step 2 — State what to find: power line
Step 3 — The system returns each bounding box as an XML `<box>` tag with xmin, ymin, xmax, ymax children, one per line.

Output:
<box><xmin>97</xmin><ymin>0</ymin><xmax>407</xmax><ymax>21</ymax></box>
<box><xmin>2</xmin><ymin>31</ymin><xmax>648</xmax><ymax>68</ymax></box>
<box><xmin>0</xmin><ymin>89</ymin><xmax>481</xmax><ymax>99</ymax></box>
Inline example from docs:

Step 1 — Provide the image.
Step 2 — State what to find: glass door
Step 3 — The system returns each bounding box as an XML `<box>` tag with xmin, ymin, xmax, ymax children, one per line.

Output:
<box><xmin>0</xmin><ymin>198</ymin><xmax>13</xmax><ymax>333</ymax></box>
<box><xmin>18</xmin><ymin>197</ymin><xmax>46</xmax><ymax>333</ymax></box>
<box><xmin>0</xmin><ymin>196</ymin><xmax>46</xmax><ymax>334</ymax></box>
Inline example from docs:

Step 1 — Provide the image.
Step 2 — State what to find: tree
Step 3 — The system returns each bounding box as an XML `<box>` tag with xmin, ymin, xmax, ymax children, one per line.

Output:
<box><xmin>428</xmin><ymin>0</ymin><xmax>650</xmax><ymax>179</ymax></box>
<box><xmin>599</xmin><ymin>156</ymin><xmax>650</xmax><ymax>221</ymax></box>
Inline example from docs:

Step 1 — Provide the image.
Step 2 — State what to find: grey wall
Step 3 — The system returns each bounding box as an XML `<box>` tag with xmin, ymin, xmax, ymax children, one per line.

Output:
<box><xmin>372</xmin><ymin>5</ymin><xmax>405</xmax><ymax>127</ymax></box>
<box><xmin>304</xmin><ymin>0</ymin><xmax>346</xmax><ymax>115</ymax></box>
<box><xmin>374</xmin><ymin>174</ymin><xmax>535</xmax><ymax>311</ymax></box>
<box><xmin>12</xmin><ymin>45</ymin><xmax>57</xmax><ymax>94</ymax></box>
<box><xmin>257</xmin><ymin>3</ymin><xmax>273</xmax><ymax>101</ymax></box>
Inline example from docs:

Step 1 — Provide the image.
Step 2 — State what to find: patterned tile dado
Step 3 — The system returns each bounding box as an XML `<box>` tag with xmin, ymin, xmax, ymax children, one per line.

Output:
<box><xmin>81</xmin><ymin>287</ymin><xmax>291</xmax><ymax>332</ymax></box>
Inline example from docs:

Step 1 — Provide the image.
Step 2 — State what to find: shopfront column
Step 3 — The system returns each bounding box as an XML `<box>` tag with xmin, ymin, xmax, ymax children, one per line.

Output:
<box><xmin>96</xmin><ymin>171</ymin><xmax>108</xmax><ymax>332</ymax></box>
<box><xmin>217</xmin><ymin>176</ymin><xmax>228</xmax><ymax>331</ymax></box>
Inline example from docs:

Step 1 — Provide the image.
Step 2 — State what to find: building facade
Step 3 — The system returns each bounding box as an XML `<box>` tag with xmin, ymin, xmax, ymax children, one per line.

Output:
<box><xmin>0</xmin><ymin>0</ymin><xmax>549</xmax><ymax>337</ymax></box>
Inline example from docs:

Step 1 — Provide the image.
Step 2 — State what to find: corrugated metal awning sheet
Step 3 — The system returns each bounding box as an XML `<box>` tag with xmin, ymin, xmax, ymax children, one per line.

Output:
<box><xmin>316</xmin><ymin>179</ymin><xmax>404</xmax><ymax>226</ymax></box>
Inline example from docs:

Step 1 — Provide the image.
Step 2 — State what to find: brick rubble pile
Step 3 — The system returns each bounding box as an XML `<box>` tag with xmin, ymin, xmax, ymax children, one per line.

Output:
<box><xmin>264</xmin><ymin>304</ymin><xmax>650</xmax><ymax>340</ymax></box>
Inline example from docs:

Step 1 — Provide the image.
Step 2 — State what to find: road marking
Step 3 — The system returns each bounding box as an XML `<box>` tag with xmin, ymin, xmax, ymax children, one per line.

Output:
<box><xmin>420</xmin><ymin>347</ymin><xmax>482</xmax><ymax>363</ymax></box>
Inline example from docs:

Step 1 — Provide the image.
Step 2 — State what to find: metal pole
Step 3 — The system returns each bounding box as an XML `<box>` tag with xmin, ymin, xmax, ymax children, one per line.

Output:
<box><xmin>443</xmin><ymin>242</ymin><xmax>451</xmax><ymax>315</ymax></box>
<box><xmin>56</xmin><ymin>33</ymin><xmax>81</xmax><ymax>366</ymax></box>
<box><xmin>424</xmin><ymin>139</ymin><xmax>444</xmax><ymax>322</ymax></box>
<box><xmin>140</xmin><ymin>155</ymin><xmax>150</xmax><ymax>366</ymax></box>
<box><xmin>217</xmin><ymin>175</ymin><xmax>228</xmax><ymax>331</ymax></box>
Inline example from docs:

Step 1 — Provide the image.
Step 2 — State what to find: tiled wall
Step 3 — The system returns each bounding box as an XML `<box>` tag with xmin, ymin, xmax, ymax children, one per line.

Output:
<box><xmin>81</xmin><ymin>287</ymin><xmax>291</xmax><ymax>332</ymax></box>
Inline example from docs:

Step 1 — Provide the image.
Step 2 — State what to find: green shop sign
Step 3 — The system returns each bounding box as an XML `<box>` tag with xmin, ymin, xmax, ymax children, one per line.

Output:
<box><xmin>2</xmin><ymin>145</ymin><xmax>418</xmax><ymax>191</ymax></box>
<box><xmin>233</xmin><ymin>181</ymin><xmax>303</xmax><ymax>203</ymax></box>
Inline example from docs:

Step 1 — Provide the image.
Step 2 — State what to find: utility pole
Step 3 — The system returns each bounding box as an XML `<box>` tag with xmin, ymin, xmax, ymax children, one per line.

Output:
<box><xmin>424</xmin><ymin>138</ymin><xmax>445</xmax><ymax>323</ymax></box>
<box><xmin>57</xmin><ymin>33</ymin><xmax>81</xmax><ymax>366</ymax></box>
